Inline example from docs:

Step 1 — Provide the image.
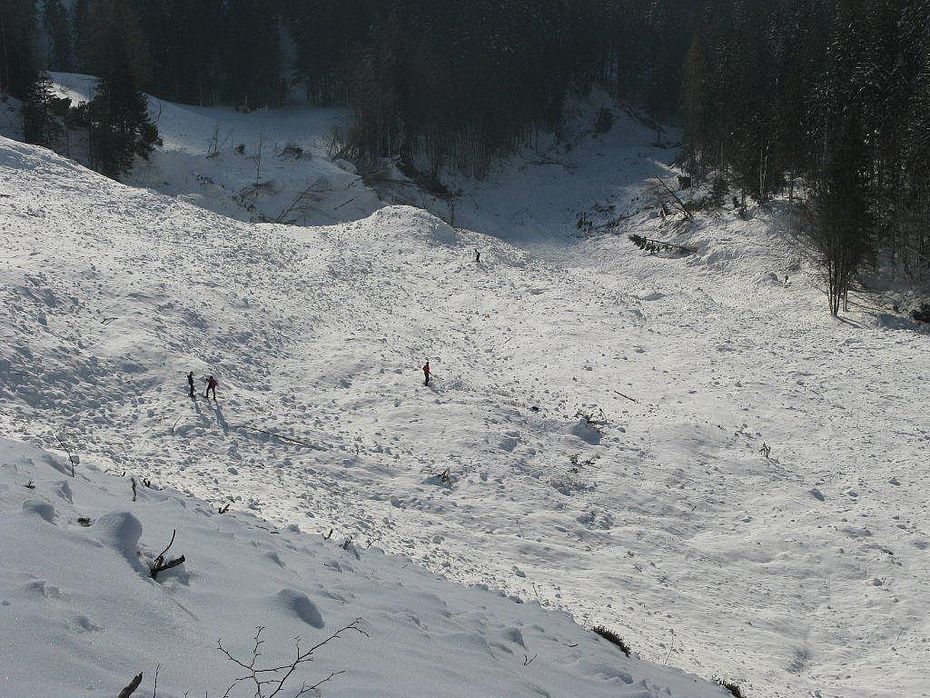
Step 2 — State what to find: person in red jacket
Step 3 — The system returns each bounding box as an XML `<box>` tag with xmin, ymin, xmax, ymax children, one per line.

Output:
<box><xmin>422</xmin><ymin>360</ymin><xmax>431</xmax><ymax>386</ymax></box>
<box><xmin>204</xmin><ymin>375</ymin><xmax>218</xmax><ymax>400</ymax></box>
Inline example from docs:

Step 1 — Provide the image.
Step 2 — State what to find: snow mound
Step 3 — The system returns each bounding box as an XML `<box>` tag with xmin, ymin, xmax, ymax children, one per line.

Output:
<box><xmin>365</xmin><ymin>205</ymin><xmax>458</xmax><ymax>246</ymax></box>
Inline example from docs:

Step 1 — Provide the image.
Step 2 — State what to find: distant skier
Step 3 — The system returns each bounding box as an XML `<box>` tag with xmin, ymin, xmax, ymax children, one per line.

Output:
<box><xmin>187</xmin><ymin>371</ymin><xmax>195</xmax><ymax>398</ymax></box>
<box><xmin>475</xmin><ymin>248</ymin><xmax>481</xmax><ymax>264</ymax></box>
<box><xmin>204</xmin><ymin>375</ymin><xmax>218</xmax><ymax>401</ymax></box>
<box><xmin>422</xmin><ymin>360</ymin><xmax>431</xmax><ymax>386</ymax></box>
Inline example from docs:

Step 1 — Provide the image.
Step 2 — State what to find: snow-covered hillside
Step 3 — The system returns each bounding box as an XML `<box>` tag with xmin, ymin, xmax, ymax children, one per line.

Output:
<box><xmin>1</xmin><ymin>88</ymin><xmax>929</xmax><ymax>698</ymax></box>
<box><xmin>48</xmin><ymin>73</ymin><xmax>383</xmax><ymax>227</ymax></box>
<box><xmin>2</xmin><ymin>436</ymin><xmax>728</xmax><ymax>697</ymax></box>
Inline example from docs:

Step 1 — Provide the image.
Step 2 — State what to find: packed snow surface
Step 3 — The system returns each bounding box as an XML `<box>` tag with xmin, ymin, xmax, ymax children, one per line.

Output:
<box><xmin>1</xmin><ymin>88</ymin><xmax>929</xmax><ymax>698</ymax></box>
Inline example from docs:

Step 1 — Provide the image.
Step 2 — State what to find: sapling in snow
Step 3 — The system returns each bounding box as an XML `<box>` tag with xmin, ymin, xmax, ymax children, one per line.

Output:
<box><xmin>216</xmin><ymin>621</ymin><xmax>366</xmax><ymax>698</ymax></box>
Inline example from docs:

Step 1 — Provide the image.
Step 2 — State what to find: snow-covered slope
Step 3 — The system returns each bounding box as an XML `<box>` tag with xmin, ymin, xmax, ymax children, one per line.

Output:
<box><xmin>1</xmin><ymin>436</ymin><xmax>727</xmax><ymax>697</ymax></box>
<box><xmin>1</xmin><ymin>94</ymin><xmax>929</xmax><ymax>698</ymax></box>
<box><xmin>49</xmin><ymin>73</ymin><xmax>382</xmax><ymax>226</ymax></box>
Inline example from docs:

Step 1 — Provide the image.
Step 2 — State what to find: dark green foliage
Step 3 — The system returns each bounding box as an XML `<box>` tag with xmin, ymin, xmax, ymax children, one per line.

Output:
<box><xmin>281</xmin><ymin>0</ymin><xmax>698</xmax><ymax>178</ymax></box>
<box><xmin>43</xmin><ymin>0</ymin><xmax>74</xmax><ymax>72</ymax></box>
<box><xmin>79</xmin><ymin>0</ymin><xmax>158</xmax><ymax>178</ymax></box>
<box><xmin>592</xmin><ymin>626</ymin><xmax>631</xmax><ymax>656</ymax></box>
<box><xmin>709</xmin><ymin>175</ymin><xmax>729</xmax><ymax>209</ymax></box>
<box><xmin>79</xmin><ymin>0</ymin><xmax>149</xmax><ymax>82</ymax></box>
<box><xmin>0</xmin><ymin>0</ymin><xmax>39</xmax><ymax>98</ymax></box>
<box><xmin>20</xmin><ymin>0</ymin><xmax>699</xmax><ymax>179</ymax></box>
<box><xmin>594</xmin><ymin>108</ymin><xmax>615</xmax><ymax>135</ymax></box>
<box><xmin>87</xmin><ymin>74</ymin><xmax>158</xmax><ymax>178</ymax></box>
<box><xmin>22</xmin><ymin>73</ymin><xmax>61</xmax><ymax>147</ymax></box>
<box><xmin>220</xmin><ymin>0</ymin><xmax>285</xmax><ymax>109</ymax></box>
<box><xmin>133</xmin><ymin>0</ymin><xmax>224</xmax><ymax>106</ymax></box>
<box><xmin>11</xmin><ymin>0</ymin><xmax>929</xmax><ymax>288</ymax></box>
<box><xmin>682</xmin><ymin>0</ymin><xmax>930</xmax><ymax>292</ymax></box>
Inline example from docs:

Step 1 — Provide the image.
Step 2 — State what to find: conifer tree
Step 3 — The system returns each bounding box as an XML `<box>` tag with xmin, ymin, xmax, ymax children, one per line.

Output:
<box><xmin>81</xmin><ymin>0</ymin><xmax>158</xmax><ymax>178</ymax></box>
<box><xmin>0</xmin><ymin>0</ymin><xmax>39</xmax><ymax>98</ymax></box>
<box><xmin>22</xmin><ymin>72</ymin><xmax>60</xmax><ymax>147</ymax></box>
<box><xmin>43</xmin><ymin>0</ymin><xmax>73</xmax><ymax>71</ymax></box>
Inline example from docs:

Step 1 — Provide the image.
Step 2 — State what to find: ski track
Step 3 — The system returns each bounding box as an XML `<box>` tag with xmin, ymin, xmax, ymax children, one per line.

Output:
<box><xmin>1</xmin><ymin>96</ymin><xmax>929</xmax><ymax>698</ymax></box>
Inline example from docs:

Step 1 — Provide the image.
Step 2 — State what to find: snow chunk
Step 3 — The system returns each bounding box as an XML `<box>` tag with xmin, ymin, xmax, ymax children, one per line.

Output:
<box><xmin>92</xmin><ymin>511</ymin><xmax>146</xmax><ymax>574</ymax></box>
<box><xmin>22</xmin><ymin>499</ymin><xmax>56</xmax><ymax>523</ymax></box>
<box><xmin>570</xmin><ymin>418</ymin><xmax>602</xmax><ymax>445</ymax></box>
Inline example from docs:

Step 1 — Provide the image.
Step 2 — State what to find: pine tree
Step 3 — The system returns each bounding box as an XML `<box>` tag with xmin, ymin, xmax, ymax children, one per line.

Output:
<box><xmin>43</xmin><ymin>0</ymin><xmax>73</xmax><ymax>71</ymax></box>
<box><xmin>80</xmin><ymin>0</ymin><xmax>157</xmax><ymax>178</ymax></box>
<box><xmin>22</xmin><ymin>72</ymin><xmax>60</xmax><ymax>147</ymax></box>
<box><xmin>87</xmin><ymin>73</ymin><xmax>158</xmax><ymax>177</ymax></box>
<box><xmin>0</xmin><ymin>0</ymin><xmax>39</xmax><ymax>98</ymax></box>
<box><xmin>810</xmin><ymin>114</ymin><xmax>873</xmax><ymax>316</ymax></box>
<box><xmin>221</xmin><ymin>0</ymin><xmax>285</xmax><ymax>110</ymax></box>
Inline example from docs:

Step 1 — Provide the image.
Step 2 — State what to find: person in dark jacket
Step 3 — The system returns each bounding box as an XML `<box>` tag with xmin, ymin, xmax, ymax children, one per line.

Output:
<box><xmin>204</xmin><ymin>375</ymin><xmax>218</xmax><ymax>400</ymax></box>
<box><xmin>422</xmin><ymin>360</ymin><xmax>431</xmax><ymax>386</ymax></box>
<box><xmin>187</xmin><ymin>371</ymin><xmax>196</xmax><ymax>398</ymax></box>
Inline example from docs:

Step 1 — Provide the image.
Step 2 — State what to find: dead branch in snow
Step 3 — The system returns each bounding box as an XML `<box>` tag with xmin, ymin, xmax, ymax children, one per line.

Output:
<box><xmin>150</xmin><ymin>529</ymin><xmax>186</xmax><ymax>580</ymax></box>
<box><xmin>117</xmin><ymin>673</ymin><xmax>143</xmax><ymax>698</ymax></box>
<box><xmin>613</xmin><ymin>390</ymin><xmax>639</xmax><ymax>404</ymax></box>
<box><xmin>628</xmin><ymin>234</ymin><xmax>695</xmax><ymax>256</ymax></box>
<box><xmin>239</xmin><ymin>424</ymin><xmax>320</xmax><ymax>450</ymax></box>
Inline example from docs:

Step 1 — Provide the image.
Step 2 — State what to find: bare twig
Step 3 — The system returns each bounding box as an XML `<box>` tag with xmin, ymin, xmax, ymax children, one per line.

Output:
<box><xmin>54</xmin><ymin>434</ymin><xmax>78</xmax><ymax>477</ymax></box>
<box><xmin>332</xmin><ymin>195</ymin><xmax>360</xmax><ymax>211</ymax></box>
<box><xmin>275</xmin><ymin>177</ymin><xmax>326</xmax><ymax>223</ymax></box>
<box><xmin>613</xmin><ymin>390</ymin><xmax>639</xmax><ymax>404</ymax></box>
<box><xmin>217</xmin><ymin>620</ymin><xmax>366</xmax><ymax>698</ymax></box>
<box><xmin>652</xmin><ymin>177</ymin><xmax>695</xmax><ymax>223</ymax></box>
